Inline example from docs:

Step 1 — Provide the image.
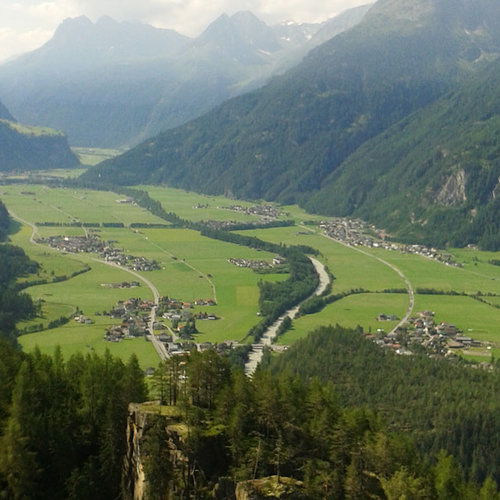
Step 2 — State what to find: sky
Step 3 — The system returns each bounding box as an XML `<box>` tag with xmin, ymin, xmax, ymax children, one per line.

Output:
<box><xmin>0</xmin><ymin>0</ymin><xmax>369</xmax><ymax>62</ymax></box>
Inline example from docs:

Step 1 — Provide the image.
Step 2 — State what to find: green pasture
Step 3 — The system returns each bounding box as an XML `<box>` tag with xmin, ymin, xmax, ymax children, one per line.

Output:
<box><xmin>1</xmin><ymin>185</ymin><xmax>165</xmax><ymax>225</ymax></box>
<box><xmin>7</xmin><ymin>183</ymin><xmax>500</xmax><ymax>362</ymax></box>
<box><xmin>4</xmin><ymin>187</ymin><xmax>290</xmax><ymax>356</ymax></box>
<box><xmin>237</xmin><ymin>226</ymin><xmax>405</xmax><ymax>293</ymax></box>
<box><xmin>72</xmin><ymin>147</ymin><xmax>123</xmax><ymax>166</ymax></box>
<box><xmin>20</xmin><ymin>259</ymin><xmax>154</xmax><ymax>315</ymax></box>
<box><xmin>8</xmin><ymin>224</ymin><xmax>87</xmax><ymax>280</ymax></box>
<box><xmin>19</xmin><ymin>322</ymin><xmax>158</xmax><ymax>369</ymax></box>
<box><xmin>278</xmin><ymin>293</ymin><xmax>408</xmax><ymax>345</ymax></box>
<box><xmin>144</xmin><ymin>185</ymin><xmax>272</xmax><ymax>223</ymax></box>
<box><xmin>366</xmin><ymin>248</ymin><xmax>500</xmax><ymax>295</ymax></box>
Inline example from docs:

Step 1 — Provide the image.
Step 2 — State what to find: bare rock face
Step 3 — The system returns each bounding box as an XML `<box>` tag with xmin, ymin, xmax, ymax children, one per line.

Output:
<box><xmin>235</xmin><ymin>476</ymin><xmax>308</xmax><ymax>500</ymax></box>
<box><xmin>436</xmin><ymin>169</ymin><xmax>467</xmax><ymax>206</ymax></box>
<box><xmin>123</xmin><ymin>404</ymin><xmax>148</xmax><ymax>500</ymax></box>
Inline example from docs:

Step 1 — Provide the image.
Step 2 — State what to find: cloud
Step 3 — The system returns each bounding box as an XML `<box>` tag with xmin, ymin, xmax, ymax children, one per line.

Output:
<box><xmin>0</xmin><ymin>26</ymin><xmax>53</xmax><ymax>62</ymax></box>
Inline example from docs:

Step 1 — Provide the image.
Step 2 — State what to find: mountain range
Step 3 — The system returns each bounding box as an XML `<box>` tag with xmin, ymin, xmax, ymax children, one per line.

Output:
<box><xmin>82</xmin><ymin>0</ymin><xmax>500</xmax><ymax>249</ymax></box>
<box><xmin>0</xmin><ymin>6</ymin><xmax>370</xmax><ymax>148</ymax></box>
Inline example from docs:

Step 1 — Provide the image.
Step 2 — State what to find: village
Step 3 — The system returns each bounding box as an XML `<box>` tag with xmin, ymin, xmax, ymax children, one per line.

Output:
<box><xmin>227</xmin><ymin>255</ymin><xmax>286</xmax><ymax>272</ymax></box>
<box><xmin>36</xmin><ymin>234</ymin><xmax>160</xmax><ymax>271</ymax></box>
<box><xmin>369</xmin><ymin>309</ymin><xmax>486</xmax><ymax>359</ymax></box>
<box><xmin>319</xmin><ymin>218</ymin><xmax>462</xmax><ymax>267</ymax></box>
<box><xmin>219</xmin><ymin>204</ymin><xmax>285</xmax><ymax>219</ymax></box>
<box><xmin>102</xmin><ymin>295</ymin><xmax>229</xmax><ymax>359</ymax></box>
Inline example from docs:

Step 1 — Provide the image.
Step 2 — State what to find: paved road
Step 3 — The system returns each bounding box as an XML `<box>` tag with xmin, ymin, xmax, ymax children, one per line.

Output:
<box><xmin>244</xmin><ymin>256</ymin><xmax>331</xmax><ymax>376</ymax></box>
<box><xmin>94</xmin><ymin>258</ymin><xmax>168</xmax><ymax>361</ymax></box>
<box><xmin>8</xmin><ymin>210</ymin><xmax>39</xmax><ymax>244</ymax></box>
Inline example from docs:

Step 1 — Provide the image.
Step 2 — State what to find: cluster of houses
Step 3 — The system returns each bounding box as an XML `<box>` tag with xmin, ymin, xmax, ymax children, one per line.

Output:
<box><xmin>102</xmin><ymin>246</ymin><xmax>159</xmax><ymax>272</ymax></box>
<box><xmin>319</xmin><ymin>218</ymin><xmax>461</xmax><ymax>267</ymax></box>
<box><xmin>74</xmin><ymin>314</ymin><xmax>93</xmax><ymax>325</ymax></box>
<box><xmin>36</xmin><ymin>234</ymin><xmax>159</xmax><ymax>272</ymax></box>
<box><xmin>103</xmin><ymin>298</ymin><xmax>153</xmax><ymax>342</ymax></box>
<box><xmin>159</xmin><ymin>296</ymin><xmax>218</xmax><ymax>329</ymax></box>
<box><xmin>221</xmin><ymin>204</ymin><xmax>284</xmax><ymax>219</ymax></box>
<box><xmin>101</xmin><ymin>281</ymin><xmax>140</xmax><ymax>289</ymax></box>
<box><xmin>369</xmin><ymin>310</ymin><xmax>483</xmax><ymax>357</ymax></box>
<box><xmin>228</xmin><ymin>256</ymin><xmax>286</xmax><ymax>271</ymax></box>
<box><xmin>149</xmin><ymin>338</ymin><xmax>242</xmax><ymax>360</ymax></box>
<box><xmin>37</xmin><ymin>234</ymin><xmax>105</xmax><ymax>254</ymax></box>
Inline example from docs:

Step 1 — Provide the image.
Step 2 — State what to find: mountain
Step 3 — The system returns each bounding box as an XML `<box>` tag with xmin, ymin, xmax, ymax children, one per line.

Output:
<box><xmin>82</xmin><ymin>0</ymin><xmax>500</xmax><ymax>250</ymax></box>
<box><xmin>0</xmin><ymin>119</ymin><xmax>78</xmax><ymax>171</ymax></box>
<box><xmin>0</xmin><ymin>8</ymin><xmax>368</xmax><ymax>148</ymax></box>
<box><xmin>306</xmin><ymin>56</ymin><xmax>500</xmax><ymax>249</ymax></box>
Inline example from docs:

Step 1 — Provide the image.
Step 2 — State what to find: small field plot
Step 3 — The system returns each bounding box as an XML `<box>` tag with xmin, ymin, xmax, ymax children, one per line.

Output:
<box><xmin>2</xmin><ymin>185</ymin><xmax>165</xmax><ymax>226</ymax></box>
<box><xmin>72</xmin><ymin>147</ymin><xmax>123</xmax><ymax>166</ymax></box>
<box><xmin>413</xmin><ymin>294</ymin><xmax>500</xmax><ymax>344</ymax></box>
<box><xmin>21</xmin><ymin>259</ymin><xmax>154</xmax><ymax>318</ymax></box>
<box><xmin>278</xmin><ymin>293</ymin><xmax>408</xmax><ymax>345</ymax></box>
<box><xmin>144</xmin><ymin>185</ymin><xmax>273</xmax><ymax>223</ymax></box>
<box><xmin>367</xmin><ymin>248</ymin><xmax>500</xmax><ymax>296</ymax></box>
<box><xmin>9</xmin><ymin>225</ymin><xmax>88</xmax><ymax>280</ymax></box>
<box><xmin>19</xmin><ymin>322</ymin><xmax>158</xmax><ymax>369</ymax></box>
<box><xmin>237</xmin><ymin>226</ymin><xmax>405</xmax><ymax>293</ymax></box>
<box><xmin>140</xmin><ymin>228</ymin><xmax>288</xmax><ymax>342</ymax></box>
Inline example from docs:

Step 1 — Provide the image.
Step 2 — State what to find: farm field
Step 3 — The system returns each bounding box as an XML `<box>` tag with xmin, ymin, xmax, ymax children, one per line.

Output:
<box><xmin>236</xmin><ymin>224</ymin><xmax>500</xmax><ymax>349</ymax></box>
<box><xmin>237</xmin><ymin>226</ymin><xmax>406</xmax><ymax>293</ymax></box>
<box><xmin>144</xmin><ymin>185</ymin><xmax>284</xmax><ymax>223</ymax></box>
<box><xmin>365</xmin><ymin>247</ymin><xmax>500</xmax><ymax>295</ymax></box>
<box><xmin>1</xmin><ymin>184</ymin><xmax>165</xmax><ymax>226</ymax></box>
<box><xmin>278</xmin><ymin>293</ymin><xmax>408</xmax><ymax>345</ymax></box>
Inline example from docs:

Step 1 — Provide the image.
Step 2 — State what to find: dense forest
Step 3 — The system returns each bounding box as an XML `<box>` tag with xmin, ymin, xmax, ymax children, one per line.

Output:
<box><xmin>269</xmin><ymin>325</ymin><xmax>500</xmax><ymax>486</ymax></box>
<box><xmin>0</xmin><ymin>344</ymin><xmax>148</xmax><ymax>499</ymax></box>
<box><xmin>0</xmin><ymin>120</ymin><xmax>78</xmax><ymax>172</ymax></box>
<box><xmin>0</xmin><ymin>200</ymin><xmax>9</xmax><ymax>241</ymax></box>
<box><xmin>130</xmin><ymin>342</ymin><xmax>499</xmax><ymax>499</ymax></box>
<box><xmin>0</xmin><ymin>203</ymin><xmax>39</xmax><ymax>343</ymax></box>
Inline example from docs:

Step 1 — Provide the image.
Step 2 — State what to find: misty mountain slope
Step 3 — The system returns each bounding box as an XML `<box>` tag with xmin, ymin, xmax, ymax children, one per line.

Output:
<box><xmin>82</xmin><ymin>0</ymin><xmax>500</xmax><ymax>210</ymax></box>
<box><xmin>0</xmin><ymin>8</ymin><xmax>368</xmax><ymax>148</ymax></box>
<box><xmin>306</xmin><ymin>56</ymin><xmax>500</xmax><ymax>248</ymax></box>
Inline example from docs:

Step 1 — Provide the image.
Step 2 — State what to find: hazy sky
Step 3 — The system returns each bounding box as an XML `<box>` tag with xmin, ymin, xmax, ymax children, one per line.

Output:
<box><xmin>0</xmin><ymin>0</ymin><xmax>369</xmax><ymax>62</ymax></box>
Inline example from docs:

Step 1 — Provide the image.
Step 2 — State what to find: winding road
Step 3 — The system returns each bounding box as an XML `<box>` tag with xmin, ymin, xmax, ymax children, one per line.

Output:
<box><xmin>94</xmin><ymin>258</ymin><xmax>169</xmax><ymax>361</ymax></box>
<box><xmin>10</xmin><ymin>209</ymin><xmax>169</xmax><ymax>361</ymax></box>
<box><xmin>320</xmin><ymin>233</ymin><xmax>415</xmax><ymax>335</ymax></box>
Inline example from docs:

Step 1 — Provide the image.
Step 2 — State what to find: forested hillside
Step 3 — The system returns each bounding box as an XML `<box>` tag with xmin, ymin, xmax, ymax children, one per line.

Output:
<box><xmin>305</xmin><ymin>57</ymin><xmax>500</xmax><ymax>249</ymax></box>
<box><xmin>83</xmin><ymin>0</ymin><xmax>500</xmax><ymax>250</ymax></box>
<box><xmin>0</xmin><ymin>201</ymin><xmax>38</xmax><ymax>343</ymax></box>
<box><xmin>269</xmin><ymin>325</ymin><xmax>500</xmax><ymax>486</ymax></box>
<box><xmin>0</xmin><ymin>120</ymin><xmax>78</xmax><ymax>171</ymax></box>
